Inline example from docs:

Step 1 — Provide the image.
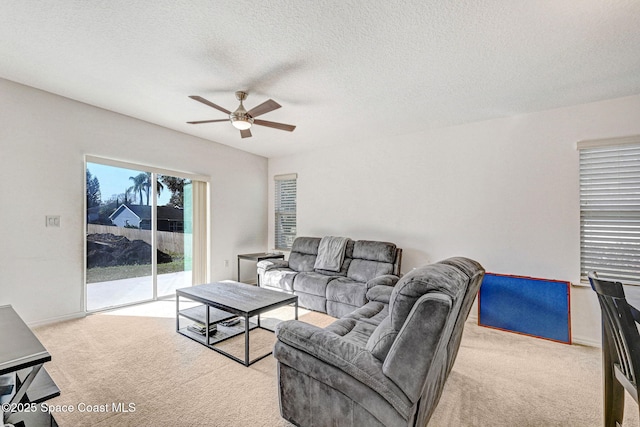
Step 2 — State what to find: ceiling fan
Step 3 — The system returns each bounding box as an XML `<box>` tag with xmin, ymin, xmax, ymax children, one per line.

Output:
<box><xmin>187</xmin><ymin>91</ymin><xmax>296</xmax><ymax>138</ymax></box>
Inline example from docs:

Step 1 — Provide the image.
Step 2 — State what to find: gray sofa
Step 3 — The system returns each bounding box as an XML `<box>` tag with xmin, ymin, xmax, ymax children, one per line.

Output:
<box><xmin>273</xmin><ymin>257</ymin><xmax>485</xmax><ymax>427</ymax></box>
<box><xmin>257</xmin><ymin>236</ymin><xmax>402</xmax><ymax>318</ymax></box>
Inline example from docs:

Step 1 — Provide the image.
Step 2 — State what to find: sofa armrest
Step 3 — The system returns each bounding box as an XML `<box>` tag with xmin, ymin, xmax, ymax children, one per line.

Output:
<box><xmin>257</xmin><ymin>259</ymin><xmax>289</xmax><ymax>272</ymax></box>
<box><xmin>366</xmin><ymin>285</ymin><xmax>393</xmax><ymax>304</ymax></box>
<box><xmin>366</xmin><ymin>274</ymin><xmax>399</xmax><ymax>290</ymax></box>
<box><xmin>275</xmin><ymin>320</ymin><xmax>411</xmax><ymax>415</ymax></box>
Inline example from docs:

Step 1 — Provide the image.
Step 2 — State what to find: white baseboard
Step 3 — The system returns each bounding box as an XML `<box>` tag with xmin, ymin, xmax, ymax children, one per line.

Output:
<box><xmin>570</xmin><ymin>336</ymin><xmax>600</xmax><ymax>348</ymax></box>
<box><xmin>28</xmin><ymin>311</ymin><xmax>86</xmax><ymax>328</ymax></box>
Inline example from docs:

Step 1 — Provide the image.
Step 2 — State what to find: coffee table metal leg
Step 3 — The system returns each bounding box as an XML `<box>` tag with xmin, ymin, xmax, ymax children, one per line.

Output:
<box><xmin>175</xmin><ymin>295</ymin><xmax>179</xmax><ymax>331</ymax></box>
<box><xmin>244</xmin><ymin>314</ymin><xmax>250</xmax><ymax>366</ymax></box>
<box><xmin>205</xmin><ymin>304</ymin><xmax>210</xmax><ymax>347</ymax></box>
<box><xmin>295</xmin><ymin>300</ymin><xmax>298</xmax><ymax>320</ymax></box>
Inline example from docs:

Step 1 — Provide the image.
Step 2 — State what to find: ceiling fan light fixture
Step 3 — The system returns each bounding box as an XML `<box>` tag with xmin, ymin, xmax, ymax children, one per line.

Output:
<box><xmin>230</xmin><ymin>112</ymin><xmax>253</xmax><ymax>130</ymax></box>
<box><xmin>229</xmin><ymin>91</ymin><xmax>254</xmax><ymax>130</ymax></box>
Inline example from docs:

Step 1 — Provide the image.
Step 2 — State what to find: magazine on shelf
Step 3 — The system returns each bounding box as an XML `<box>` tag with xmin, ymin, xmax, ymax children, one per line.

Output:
<box><xmin>187</xmin><ymin>321</ymin><xmax>217</xmax><ymax>335</ymax></box>
<box><xmin>219</xmin><ymin>317</ymin><xmax>241</xmax><ymax>327</ymax></box>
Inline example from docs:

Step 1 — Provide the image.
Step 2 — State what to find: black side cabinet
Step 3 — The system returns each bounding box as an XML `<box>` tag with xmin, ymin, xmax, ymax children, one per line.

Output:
<box><xmin>1</xmin><ymin>305</ymin><xmax>59</xmax><ymax>426</ymax></box>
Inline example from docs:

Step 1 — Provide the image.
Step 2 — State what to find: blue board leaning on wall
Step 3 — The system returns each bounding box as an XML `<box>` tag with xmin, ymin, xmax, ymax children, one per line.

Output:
<box><xmin>478</xmin><ymin>273</ymin><xmax>571</xmax><ymax>344</ymax></box>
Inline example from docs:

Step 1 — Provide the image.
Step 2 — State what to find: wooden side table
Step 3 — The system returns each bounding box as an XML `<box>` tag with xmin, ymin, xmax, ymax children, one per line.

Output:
<box><xmin>237</xmin><ymin>252</ymin><xmax>285</xmax><ymax>284</ymax></box>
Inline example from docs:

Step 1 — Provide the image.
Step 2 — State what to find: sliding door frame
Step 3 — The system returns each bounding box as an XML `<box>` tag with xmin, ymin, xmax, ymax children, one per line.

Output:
<box><xmin>83</xmin><ymin>155</ymin><xmax>210</xmax><ymax>313</ymax></box>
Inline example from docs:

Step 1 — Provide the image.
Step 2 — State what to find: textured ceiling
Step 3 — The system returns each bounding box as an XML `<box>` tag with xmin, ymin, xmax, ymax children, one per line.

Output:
<box><xmin>1</xmin><ymin>1</ymin><xmax>640</xmax><ymax>158</ymax></box>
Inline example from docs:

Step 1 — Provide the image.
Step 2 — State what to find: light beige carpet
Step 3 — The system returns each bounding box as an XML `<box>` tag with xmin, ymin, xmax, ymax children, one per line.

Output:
<box><xmin>33</xmin><ymin>307</ymin><xmax>639</xmax><ymax>427</ymax></box>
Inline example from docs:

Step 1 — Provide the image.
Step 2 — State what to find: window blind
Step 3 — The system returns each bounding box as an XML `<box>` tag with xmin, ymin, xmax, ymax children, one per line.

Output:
<box><xmin>579</xmin><ymin>138</ymin><xmax>640</xmax><ymax>285</ymax></box>
<box><xmin>275</xmin><ymin>174</ymin><xmax>297</xmax><ymax>250</ymax></box>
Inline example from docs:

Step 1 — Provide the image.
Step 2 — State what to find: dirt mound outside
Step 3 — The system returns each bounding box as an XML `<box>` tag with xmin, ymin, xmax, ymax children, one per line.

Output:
<box><xmin>87</xmin><ymin>233</ymin><xmax>173</xmax><ymax>268</ymax></box>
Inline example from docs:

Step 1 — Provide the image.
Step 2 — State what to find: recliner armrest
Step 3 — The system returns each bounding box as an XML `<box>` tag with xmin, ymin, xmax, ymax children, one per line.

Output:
<box><xmin>257</xmin><ymin>259</ymin><xmax>289</xmax><ymax>272</ymax></box>
<box><xmin>366</xmin><ymin>285</ymin><xmax>394</xmax><ymax>304</ymax></box>
<box><xmin>366</xmin><ymin>274</ymin><xmax>399</xmax><ymax>290</ymax></box>
<box><xmin>365</xmin><ymin>275</ymin><xmax>399</xmax><ymax>303</ymax></box>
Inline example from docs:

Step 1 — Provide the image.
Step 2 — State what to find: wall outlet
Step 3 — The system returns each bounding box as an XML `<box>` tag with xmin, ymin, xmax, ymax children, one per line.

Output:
<box><xmin>224</xmin><ymin>260</ymin><xmax>229</xmax><ymax>268</ymax></box>
<box><xmin>46</xmin><ymin>215</ymin><xmax>60</xmax><ymax>227</ymax></box>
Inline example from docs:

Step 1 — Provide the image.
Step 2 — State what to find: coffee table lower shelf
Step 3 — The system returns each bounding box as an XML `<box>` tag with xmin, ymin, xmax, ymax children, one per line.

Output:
<box><xmin>177</xmin><ymin>306</ymin><xmax>268</xmax><ymax>365</ymax></box>
<box><xmin>177</xmin><ymin>317</ymin><xmax>259</xmax><ymax>347</ymax></box>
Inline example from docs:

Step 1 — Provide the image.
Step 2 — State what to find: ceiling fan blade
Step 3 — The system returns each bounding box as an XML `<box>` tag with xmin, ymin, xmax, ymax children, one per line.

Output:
<box><xmin>240</xmin><ymin>128</ymin><xmax>252</xmax><ymax>138</ymax></box>
<box><xmin>248</xmin><ymin>99</ymin><xmax>281</xmax><ymax>118</ymax></box>
<box><xmin>189</xmin><ymin>95</ymin><xmax>231</xmax><ymax>115</ymax></box>
<box><xmin>253</xmin><ymin>119</ymin><xmax>296</xmax><ymax>132</ymax></box>
<box><xmin>186</xmin><ymin>119</ymin><xmax>230</xmax><ymax>125</ymax></box>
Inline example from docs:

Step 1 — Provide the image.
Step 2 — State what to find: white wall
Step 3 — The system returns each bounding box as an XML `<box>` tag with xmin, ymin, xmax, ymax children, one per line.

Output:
<box><xmin>0</xmin><ymin>78</ymin><xmax>268</xmax><ymax>324</ymax></box>
<box><xmin>268</xmin><ymin>94</ymin><xmax>640</xmax><ymax>346</ymax></box>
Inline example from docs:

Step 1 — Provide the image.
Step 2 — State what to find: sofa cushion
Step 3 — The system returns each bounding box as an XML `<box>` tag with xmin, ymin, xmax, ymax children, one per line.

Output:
<box><xmin>344</xmin><ymin>302</ymin><xmax>388</xmax><ymax>327</ymax></box>
<box><xmin>288</xmin><ymin>237</ymin><xmax>320</xmax><ymax>272</ymax></box>
<box><xmin>292</xmin><ymin>236</ymin><xmax>321</xmax><ymax>254</ymax></box>
<box><xmin>288</xmin><ymin>253</ymin><xmax>317</xmax><ymax>272</ymax></box>
<box><xmin>324</xmin><ymin>318</ymin><xmax>377</xmax><ymax>348</ymax></box>
<box><xmin>346</xmin><ymin>240</ymin><xmax>397</xmax><ymax>282</ymax></box>
<box><xmin>326</xmin><ymin>277</ymin><xmax>368</xmax><ymax>307</ymax></box>
<box><xmin>294</xmin><ymin>291</ymin><xmax>327</xmax><ymax>313</ymax></box>
<box><xmin>326</xmin><ymin>301</ymin><xmax>359</xmax><ymax>319</ymax></box>
<box><xmin>347</xmin><ymin>259</ymin><xmax>395</xmax><ymax>283</ymax></box>
<box><xmin>352</xmin><ymin>240</ymin><xmax>397</xmax><ymax>263</ymax></box>
<box><xmin>294</xmin><ymin>272</ymin><xmax>334</xmax><ymax>297</ymax></box>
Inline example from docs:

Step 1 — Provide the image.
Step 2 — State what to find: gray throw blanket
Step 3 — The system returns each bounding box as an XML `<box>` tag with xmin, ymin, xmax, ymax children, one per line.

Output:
<box><xmin>314</xmin><ymin>236</ymin><xmax>349</xmax><ymax>272</ymax></box>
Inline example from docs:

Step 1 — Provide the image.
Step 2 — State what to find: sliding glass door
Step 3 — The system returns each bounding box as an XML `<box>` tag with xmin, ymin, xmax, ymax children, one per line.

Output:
<box><xmin>85</xmin><ymin>158</ymin><xmax>207</xmax><ymax>312</ymax></box>
<box><xmin>156</xmin><ymin>175</ymin><xmax>193</xmax><ymax>297</ymax></box>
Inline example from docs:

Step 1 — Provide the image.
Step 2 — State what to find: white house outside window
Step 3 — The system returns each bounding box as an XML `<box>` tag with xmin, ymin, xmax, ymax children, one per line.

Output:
<box><xmin>578</xmin><ymin>136</ymin><xmax>640</xmax><ymax>285</ymax></box>
<box><xmin>275</xmin><ymin>173</ymin><xmax>297</xmax><ymax>251</ymax></box>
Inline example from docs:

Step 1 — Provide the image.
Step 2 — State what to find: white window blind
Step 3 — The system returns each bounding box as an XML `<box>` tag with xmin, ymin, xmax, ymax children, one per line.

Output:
<box><xmin>579</xmin><ymin>137</ymin><xmax>640</xmax><ymax>285</ymax></box>
<box><xmin>275</xmin><ymin>173</ymin><xmax>297</xmax><ymax>250</ymax></box>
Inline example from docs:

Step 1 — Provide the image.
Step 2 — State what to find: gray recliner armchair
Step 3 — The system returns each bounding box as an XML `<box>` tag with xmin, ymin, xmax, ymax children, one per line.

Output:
<box><xmin>273</xmin><ymin>257</ymin><xmax>485</xmax><ymax>426</ymax></box>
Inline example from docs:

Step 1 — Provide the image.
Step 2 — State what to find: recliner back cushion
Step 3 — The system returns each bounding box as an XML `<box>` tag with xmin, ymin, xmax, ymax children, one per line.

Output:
<box><xmin>347</xmin><ymin>240</ymin><xmax>397</xmax><ymax>282</ymax></box>
<box><xmin>352</xmin><ymin>240</ymin><xmax>396</xmax><ymax>263</ymax></box>
<box><xmin>288</xmin><ymin>237</ymin><xmax>320</xmax><ymax>272</ymax></box>
<box><xmin>348</xmin><ymin>260</ymin><xmax>394</xmax><ymax>282</ymax></box>
<box><xmin>388</xmin><ymin>263</ymin><xmax>464</xmax><ymax>331</ymax></box>
<box><xmin>365</xmin><ymin>262</ymin><xmax>467</xmax><ymax>361</ymax></box>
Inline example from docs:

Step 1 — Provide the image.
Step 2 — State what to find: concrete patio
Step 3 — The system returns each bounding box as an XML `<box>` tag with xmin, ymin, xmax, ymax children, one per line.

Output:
<box><xmin>87</xmin><ymin>270</ymin><xmax>192</xmax><ymax>311</ymax></box>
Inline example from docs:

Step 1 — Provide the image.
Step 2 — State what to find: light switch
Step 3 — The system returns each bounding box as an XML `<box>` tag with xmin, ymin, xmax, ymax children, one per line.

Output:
<box><xmin>46</xmin><ymin>215</ymin><xmax>60</xmax><ymax>227</ymax></box>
